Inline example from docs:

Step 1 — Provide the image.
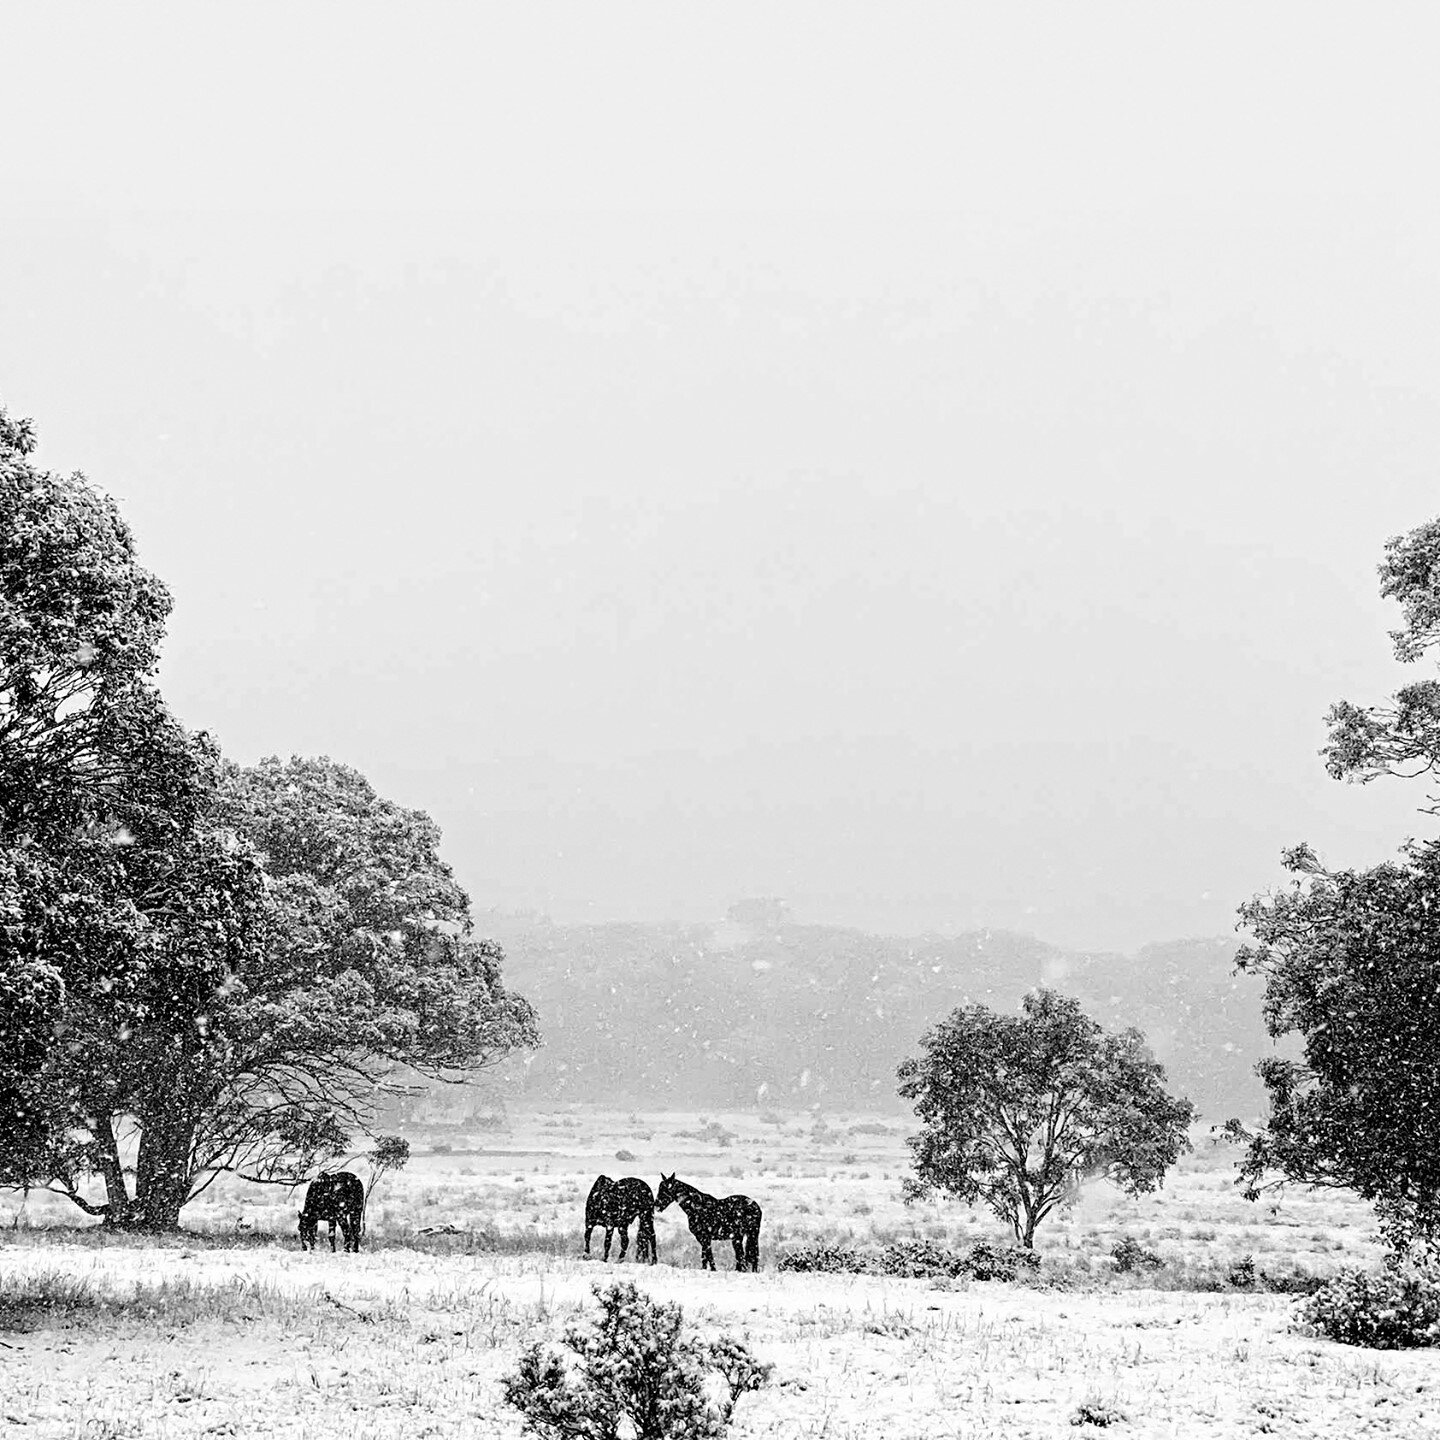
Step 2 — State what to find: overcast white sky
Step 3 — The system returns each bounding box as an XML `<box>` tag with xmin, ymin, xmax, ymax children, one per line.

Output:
<box><xmin>5</xmin><ymin>4</ymin><xmax>1440</xmax><ymax>950</ymax></box>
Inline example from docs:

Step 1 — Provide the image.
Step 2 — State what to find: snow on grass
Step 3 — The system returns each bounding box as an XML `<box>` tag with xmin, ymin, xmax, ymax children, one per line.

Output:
<box><xmin>2</xmin><ymin>1240</ymin><xmax>1436</xmax><ymax>1438</ymax></box>
<box><xmin>0</xmin><ymin>1111</ymin><xmax>1414</xmax><ymax>1435</ymax></box>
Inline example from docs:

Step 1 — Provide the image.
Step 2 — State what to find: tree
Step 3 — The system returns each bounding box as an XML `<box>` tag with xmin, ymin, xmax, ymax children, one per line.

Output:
<box><xmin>1233</xmin><ymin>515</ymin><xmax>1440</xmax><ymax>1249</ymax></box>
<box><xmin>1235</xmin><ymin>844</ymin><xmax>1440</xmax><ymax>1248</ymax></box>
<box><xmin>1324</xmin><ymin>518</ymin><xmax>1440</xmax><ymax>803</ymax></box>
<box><xmin>363</xmin><ymin>1134</ymin><xmax>410</xmax><ymax>1231</ymax></box>
<box><xmin>0</xmin><ymin>402</ymin><xmax>205</xmax><ymax>1185</ymax></box>
<box><xmin>34</xmin><ymin>754</ymin><xmax>540</xmax><ymax>1229</ymax></box>
<box><xmin>897</xmin><ymin>988</ymin><xmax>1194</xmax><ymax>1248</ymax></box>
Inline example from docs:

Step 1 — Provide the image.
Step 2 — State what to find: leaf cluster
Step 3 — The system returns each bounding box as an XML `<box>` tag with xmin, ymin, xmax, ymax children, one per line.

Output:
<box><xmin>501</xmin><ymin>1281</ymin><xmax>771</xmax><ymax>1440</ymax></box>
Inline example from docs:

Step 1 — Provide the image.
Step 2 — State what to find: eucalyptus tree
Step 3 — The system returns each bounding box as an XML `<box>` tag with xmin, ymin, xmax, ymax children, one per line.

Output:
<box><xmin>898</xmin><ymin>988</ymin><xmax>1194</xmax><ymax>1248</ymax></box>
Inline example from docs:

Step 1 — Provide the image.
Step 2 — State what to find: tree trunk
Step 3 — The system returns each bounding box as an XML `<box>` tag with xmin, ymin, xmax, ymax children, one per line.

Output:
<box><xmin>126</xmin><ymin>1109</ymin><xmax>198</xmax><ymax>1231</ymax></box>
<box><xmin>91</xmin><ymin>1113</ymin><xmax>134</xmax><ymax>1218</ymax></box>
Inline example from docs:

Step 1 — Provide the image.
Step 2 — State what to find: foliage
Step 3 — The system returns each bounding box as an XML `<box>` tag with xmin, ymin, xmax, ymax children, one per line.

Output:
<box><xmin>964</xmin><ymin>1240</ymin><xmax>1041</xmax><ymax>1281</ymax></box>
<box><xmin>897</xmin><ymin>989</ymin><xmax>1194</xmax><ymax>1247</ymax></box>
<box><xmin>1323</xmin><ymin>518</ymin><xmax>1440</xmax><ymax>798</ymax></box>
<box><xmin>776</xmin><ymin>1242</ymin><xmax>868</xmax><ymax>1274</ymax></box>
<box><xmin>1295</xmin><ymin>1251</ymin><xmax>1440</xmax><ymax>1349</ymax></box>
<box><xmin>1070</xmin><ymin>1398</ymin><xmax>1127</xmax><ymax>1427</ymax></box>
<box><xmin>776</xmin><ymin>1238</ymin><xmax>1034</xmax><ymax>1281</ymax></box>
<box><xmin>873</xmin><ymin>1239</ymin><xmax>970</xmax><ymax>1279</ymax></box>
<box><xmin>1234</xmin><ymin>843</ymin><xmax>1440</xmax><ymax>1248</ymax></box>
<box><xmin>1110</xmin><ymin>1236</ymin><xmax>1163</xmax><ymax>1274</ymax></box>
<box><xmin>0</xmin><ymin>402</ymin><xmax>212</xmax><ymax>1188</ymax></box>
<box><xmin>30</xmin><ymin>754</ymin><xmax>539</xmax><ymax>1228</ymax></box>
<box><xmin>1238</xmin><ymin>516</ymin><xmax>1440</xmax><ymax>1249</ymax></box>
<box><xmin>364</xmin><ymin>1134</ymin><xmax>410</xmax><ymax>1223</ymax></box>
<box><xmin>500</xmin><ymin>1280</ymin><xmax>772</xmax><ymax>1440</ymax></box>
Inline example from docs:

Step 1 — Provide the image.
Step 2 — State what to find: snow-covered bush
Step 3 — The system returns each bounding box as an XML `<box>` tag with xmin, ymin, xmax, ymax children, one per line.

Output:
<box><xmin>777</xmin><ymin>1243</ymin><xmax>868</xmax><ymax>1274</ymax></box>
<box><xmin>1110</xmin><ymin>1236</ymin><xmax>1163</xmax><ymax>1273</ymax></box>
<box><xmin>1295</xmin><ymin>1253</ymin><xmax>1440</xmax><ymax>1349</ymax></box>
<box><xmin>875</xmin><ymin>1239</ymin><xmax>969</xmax><ymax>1278</ymax></box>
<box><xmin>966</xmin><ymin>1241</ymin><xmax>1041</xmax><ymax>1281</ymax></box>
<box><xmin>501</xmin><ymin>1281</ymin><xmax>771</xmax><ymax>1439</ymax></box>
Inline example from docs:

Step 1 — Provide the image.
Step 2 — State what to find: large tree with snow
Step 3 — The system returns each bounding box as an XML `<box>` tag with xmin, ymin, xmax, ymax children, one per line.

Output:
<box><xmin>1</xmin><ymin>404</ymin><xmax>539</xmax><ymax>1227</ymax></box>
<box><xmin>1234</xmin><ymin>516</ymin><xmax>1440</xmax><ymax>1249</ymax></box>
<box><xmin>0</xmin><ymin>402</ymin><xmax>203</xmax><ymax>1185</ymax></box>
<box><xmin>34</xmin><ymin>754</ymin><xmax>539</xmax><ymax>1229</ymax></box>
<box><xmin>898</xmin><ymin>988</ymin><xmax>1193</xmax><ymax>1248</ymax></box>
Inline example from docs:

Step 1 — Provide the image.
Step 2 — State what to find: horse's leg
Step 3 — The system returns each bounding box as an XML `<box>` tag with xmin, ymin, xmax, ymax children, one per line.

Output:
<box><xmin>641</xmin><ymin>1212</ymin><xmax>657</xmax><ymax>1265</ymax></box>
<box><xmin>603</xmin><ymin>1226</ymin><xmax>614</xmax><ymax>1262</ymax></box>
<box><xmin>617</xmin><ymin>1223</ymin><xmax>630</xmax><ymax>1262</ymax></box>
<box><xmin>747</xmin><ymin>1223</ymin><xmax>760</xmax><ymax>1272</ymax></box>
<box><xmin>732</xmin><ymin>1235</ymin><xmax>745</xmax><ymax>1270</ymax></box>
<box><xmin>328</xmin><ymin>1219</ymin><xmax>338</xmax><ymax>1253</ymax></box>
<box><xmin>699</xmin><ymin>1237</ymin><xmax>715</xmax><ymax>1271</ymax></box>
<box><xmin>584</xmin><ymin>1223</ymin><xmax>593</xmax><ymax>1257</ymax></box>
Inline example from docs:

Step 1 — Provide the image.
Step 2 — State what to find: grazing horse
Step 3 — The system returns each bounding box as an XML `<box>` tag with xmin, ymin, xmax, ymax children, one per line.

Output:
<box><xmin>584</xmin><ymin>1175</ymin><xmax>657</xmax><ymax>1264</ymax></box>
<box><xmin>298</xmin><ymin>1171</ymin><xmax>364</xmax><ymax>1253</ymax></box>
<box><xmin>655</xmin><ymin>1172</ymin><xmax>761</xmax><ymax>1272</ymax></box>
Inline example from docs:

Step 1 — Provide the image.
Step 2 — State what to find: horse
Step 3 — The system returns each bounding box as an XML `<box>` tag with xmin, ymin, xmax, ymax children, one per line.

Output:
<box><xmin>654</xmin><ymin>1172</ymin><xmax>761</xmax><ymax>1272</ymax></box>
<box><xmin>298</xmin><ymin>1171</ymin><xmax>364</xmax><ymax>1252</ymax></box>
<box><xmin>584</xmin><ymin>1175</ymin><xmax>658</xmax><ymax>1264</ymax></box>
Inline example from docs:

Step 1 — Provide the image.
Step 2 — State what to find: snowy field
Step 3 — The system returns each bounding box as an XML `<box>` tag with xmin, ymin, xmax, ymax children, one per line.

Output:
<box><xmin>1</xmin><ymin>1109</ymin><xmax>1427</xmax><ymax>1437</ymax></box>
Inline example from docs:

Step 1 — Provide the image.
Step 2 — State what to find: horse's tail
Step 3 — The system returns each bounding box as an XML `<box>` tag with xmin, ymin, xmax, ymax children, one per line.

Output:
<box><xmin>639</xmin><ymin>1207</ymin><xmax>657</xmax><ymax>1265</ymax></box>
<box><xmin>585</xmin><ymin>1175</ymin><xmax>613</xmax><ymax>1228</ymax></box>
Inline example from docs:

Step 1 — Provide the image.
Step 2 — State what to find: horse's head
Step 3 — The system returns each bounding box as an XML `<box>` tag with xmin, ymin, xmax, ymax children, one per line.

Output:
<box><xmin>655</xmin><ymin>1172</ymin><xmax>679</xmax><ymax>1211</ymax></box>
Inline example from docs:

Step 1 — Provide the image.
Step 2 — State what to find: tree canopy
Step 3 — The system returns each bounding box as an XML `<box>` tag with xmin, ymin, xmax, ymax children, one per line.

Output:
<box><xmin>36</xmin><ymin>755</ymin><xmax>539</xmax><ymax>1228</ymax></box>
<box><xmin>1235</xmin><ymin>843</ymin><xmax>1440</xmax><ymax>1247</ymax></box>
<box><xmin>1325</xmin><ymin>518</ymin><xmax>1440</xmax><ymax>799</ymax></box>
<box><xmin>1235</xmin><ymin>513</ymin><xmax>1440</xmax><ymax>1249</ymax></box>
<box><xmin>0</xmin><ymin>402</ymin><xmax>204</xmax><ymax>1185</ymax></box>
<box><xmin>1</xmin><ymin>401</ymin><xmax>539</xmax><ymax>1227</ymax></box>
<box><xmin>897</xmin><ymin>988</ymin><xmax>1193</xmax><ymax>1247</ymax></box>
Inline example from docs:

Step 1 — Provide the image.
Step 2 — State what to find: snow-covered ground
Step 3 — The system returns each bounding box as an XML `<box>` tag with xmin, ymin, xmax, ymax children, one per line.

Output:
<box><xmin>2</xmin><ymin>1241</ymin><xmax>1434</xmax><ymax>1438</ymax></box>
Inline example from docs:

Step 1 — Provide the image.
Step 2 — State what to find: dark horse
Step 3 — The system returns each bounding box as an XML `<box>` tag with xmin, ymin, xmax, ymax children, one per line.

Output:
<box><xmin>655</xmin><ymin>1173</ymin><xmax>761</xmax><ymax>1272</ymax></box>
<box><xmin>298</xmin><ymin>1171</ymin><xmax>364</xmax><ymax>1252</ymax></box>
<box><xmin>584</xmin><ymin>1175</ymin><xmax>657</xmax><ymax>1263</ymax></box>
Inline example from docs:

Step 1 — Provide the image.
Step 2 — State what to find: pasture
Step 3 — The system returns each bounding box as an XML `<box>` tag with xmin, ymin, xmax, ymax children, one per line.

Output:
<box><xmin>1</xmin><ymin>1107</ymin><xmax>1430</xmax><ymax>1438</ymax></box>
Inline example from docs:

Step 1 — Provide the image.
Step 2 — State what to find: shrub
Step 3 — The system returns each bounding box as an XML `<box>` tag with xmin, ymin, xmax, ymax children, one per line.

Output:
<box><xmin>1295</xmin><ymin>1254</ymin><xmax>1440</xmax><ymax>1349</ymax></box>
<box><xmin>678</xmin><ymin>1122</ymin><xmax>735</xmax><ymax>1149</ymax></box>
<box><xmin>875</xmin><ymin>1240</ymin><xmax>969</xmax><ymax>1279</ymax></box>
<box><xmin>501</xmin><ymin>1281</ymin><xmax>772</xmax><ymax>1439</ymax></box>
<box><xmin>1111</xmin><ymin>1236</ymin><xmax>1164</xmax><ymax>1274</ymax></box>
<box><xmin>966</xmin><ymin>1242</ymin><xmax>1041</xmax><ymax>1282</ymax></box>
<box><xmin>615</xmin><ymin>1149</ymin><xmax>637</xmax><ymax>1162</ymax></box>
<box><xmin>1256</xmin><ymin>1267</ymin><xmax>1326</xmax><ymax>1296</ymax></box>
<box><xmin>1227</xmin><ymin>1255</ymin><xmax>1257</xmax><ymax>1290</ymax></box>
<box><xmin>777</xmin><ymin>1243</ymin><xmax>868</xmax><ymax>1275</ymax></box>
<box><xmin>1071</xmin><ymin>1398</ymin><xmax>1127</xmax><ymax>1427</ymax></box>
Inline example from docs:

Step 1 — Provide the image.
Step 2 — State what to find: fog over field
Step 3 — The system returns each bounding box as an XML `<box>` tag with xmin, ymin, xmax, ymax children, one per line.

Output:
<box><xmin>7</xmin><ymin>7</ymin><xmax>1440</xmax><ymax>956</ymax></box>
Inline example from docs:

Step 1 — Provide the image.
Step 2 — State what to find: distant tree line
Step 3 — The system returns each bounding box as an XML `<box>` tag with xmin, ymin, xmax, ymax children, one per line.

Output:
<box><xmin>0</xmin><ymin>402</ymin><xmax>538</xmax><ymax>1230</ymax></box>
